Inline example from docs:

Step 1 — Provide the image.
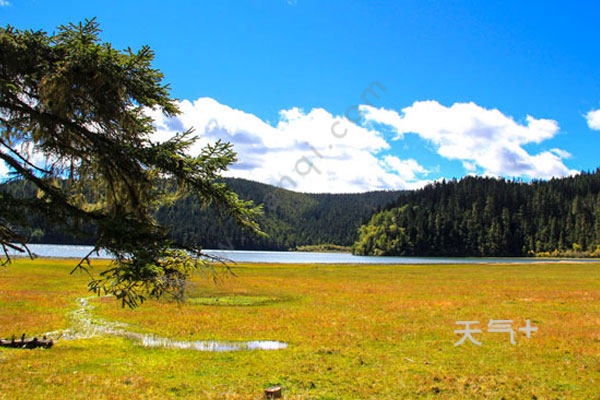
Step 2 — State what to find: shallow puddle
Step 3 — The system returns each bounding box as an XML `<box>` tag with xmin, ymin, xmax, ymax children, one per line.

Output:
<box><xmin>138</xmin><ymin>336</ymin><xmax>287</xmax><ymax>351</ymax></box>
<box><xmin>45</xmin><ymin>297</ymin><xmax>288</xmax><ymax>352</ymax></box>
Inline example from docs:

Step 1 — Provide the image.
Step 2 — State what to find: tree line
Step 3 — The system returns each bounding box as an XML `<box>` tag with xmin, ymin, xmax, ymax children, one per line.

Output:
<box><xmin>1</xmin><ymin>177</ymin><xmax>403</xmax><ymax>251</ymax></box>
<box><xmin>353</xmin><ymin>169</ymin><xmax>600</xmax><ymax>257</ymax></box>
<box><xmin>7</xmin><ymin>167</ymin><xmax>600</xmax><ymax>258</ymax></box>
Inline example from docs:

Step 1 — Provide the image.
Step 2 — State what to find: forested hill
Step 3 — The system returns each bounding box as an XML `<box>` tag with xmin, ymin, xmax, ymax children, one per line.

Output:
<box><xmin>353</xmin><ymin>170</ymin><xmax>600</xmax><ymax>257</ymax></box>
<box><xmin>1</xmin><ymin>178</ymin><xmax>404</xmax><ymax>250</ymax></box>
<box><xmin>156</xmin><ymin>178</ymin><xmax>404</xmax><ymax>249</ymax></box>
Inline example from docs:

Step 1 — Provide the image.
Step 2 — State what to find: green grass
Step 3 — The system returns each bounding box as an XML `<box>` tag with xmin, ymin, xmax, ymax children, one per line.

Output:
<box><xmin>187</xmin><ymin>295</ymin><xmax>279</xmax><ymax>306</ymax></box>
<box><xmin>1</xmin><ymin>259</ymin><xmax>599</xmax><ymax>399</ymax></box>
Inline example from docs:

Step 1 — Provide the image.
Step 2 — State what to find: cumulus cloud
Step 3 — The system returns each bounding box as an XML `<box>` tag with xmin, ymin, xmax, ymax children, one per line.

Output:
<box><xmin>585</xmin><ymin>109</ymin><xmax>600</xmax><ymax>130</ymax></box>
<box><xmin>147</xmin><ymin>97</ymin><xmax>430</xmax><ymax>193</ymax></box>
<box><xmin>360</xmin><ymin>101</ymin><xmax>576</xmax><ymax>179</ymax></box>
<box><xmin>381</xmin><ymin>156</ymin><xmax>430</xmax><ymax>188</ymax></box>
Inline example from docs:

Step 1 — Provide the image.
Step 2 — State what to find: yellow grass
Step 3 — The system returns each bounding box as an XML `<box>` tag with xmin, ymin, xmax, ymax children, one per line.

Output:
<box><xmin>1</xmin><ymin>259</ymin><xmax>599</xmax><ymax>399</ymax></box>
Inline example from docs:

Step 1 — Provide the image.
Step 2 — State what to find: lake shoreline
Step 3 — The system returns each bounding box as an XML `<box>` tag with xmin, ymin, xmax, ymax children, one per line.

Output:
<box><xmin>7</xmin><ymin>255</ymin><xmax>599</xmax><ymax>266</ymax></box>
<box><xmin>5</xmin><ymin>244</ymin><xmax>599</xmax><ymax>265</ymax></box>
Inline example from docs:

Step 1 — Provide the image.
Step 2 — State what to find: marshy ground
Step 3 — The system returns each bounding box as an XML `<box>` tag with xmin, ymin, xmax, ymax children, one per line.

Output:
<box><xmin>0</xmin><ymin>259</ymin><xmax>599</xmax><ymax>399</ymax></box>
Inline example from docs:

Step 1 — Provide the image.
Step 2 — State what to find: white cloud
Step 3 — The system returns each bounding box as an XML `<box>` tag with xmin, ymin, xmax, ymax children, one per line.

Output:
<box><xmin>148</xmin><ymin>97</ymin><xmax>431</xmax><ymax>193</ymax></box>
<box><xmin>0</xmin><ymin>161</ymin><xmax>8</xmax><ymax>178</ymax></box>
<box><xmin>360</xmin><ymin>101</ymin><xmax>576</xmax><ymax>179</ymax></box>
<box><xmin>462</xmin><ymin>161</ymin><xmax>477</xmax><ymax>171</ymax></box>
<box><xmin>381</xmin><ymin>156</ymin><xmax>430</xmax><ymax>188</ymax></box>
<box><xmin>585</xmin><ymin>109</ymin><xmax>600</xmax><ymax>130</ymax></box>
<box><xmin>0</xmin><ymin>0</ymin><xmax>10</xmax><ymax>7</ymax></box>
<box><xmin>550</xmin><ymin>148</ymin><xmax>572</xmax><ymax>159</ymax></box>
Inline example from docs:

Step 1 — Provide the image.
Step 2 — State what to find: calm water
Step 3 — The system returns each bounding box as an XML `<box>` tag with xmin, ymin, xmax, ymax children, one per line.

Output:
<box><xmin>47</xmin><ymin>295</ymin><xmax>288</xmax><ymax>352</ymax></box>
<box><xmin>6</xmin><ymin>244</ymin><xmax>597</xmax><ymax>264</ymax></box>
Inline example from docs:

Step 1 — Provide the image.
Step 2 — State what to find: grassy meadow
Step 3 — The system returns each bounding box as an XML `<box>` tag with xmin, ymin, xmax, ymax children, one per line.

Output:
<box><xmin>0</xmin><ymin>258</ymin><xmax>599</xmax><ymax>399</ymax></box>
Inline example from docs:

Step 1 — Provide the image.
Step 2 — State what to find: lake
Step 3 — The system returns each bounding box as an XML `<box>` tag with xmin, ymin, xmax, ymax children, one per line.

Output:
<box><xmin>5</xmin><ymin>244</ymin><xmax>598</xmax><ymax>264</ymax></box>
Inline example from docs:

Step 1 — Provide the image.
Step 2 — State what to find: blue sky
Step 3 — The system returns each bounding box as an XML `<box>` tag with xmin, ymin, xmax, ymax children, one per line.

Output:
<box><xmin>2</xmin><ymin>0</ymin><xmax>600</xmax><ymax>192</ymax></box>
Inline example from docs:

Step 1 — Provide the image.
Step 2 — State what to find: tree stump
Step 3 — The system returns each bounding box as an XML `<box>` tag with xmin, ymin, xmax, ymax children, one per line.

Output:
<box><xmin>0</xmin><ymin>334</ymin><xmax>53</xmax><ymax>349</ymax></box>
<box><xmin>264</xmin><ymin>386</ymin><xmax>282</xmax><ymax>399</ymax></box>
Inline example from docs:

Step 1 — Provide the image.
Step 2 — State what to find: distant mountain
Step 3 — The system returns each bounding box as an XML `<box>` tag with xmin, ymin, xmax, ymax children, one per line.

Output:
<box><xmin>1</xmin><ymin>178</ymin><xmax>404</xmax><ymax>250</ymax></box>
<box><xmin>353</xmin><ymin>170</ymin><xmax>600</xmax><ymax>257</ymax></box>
<box><xmin>156</xmin><ymin>178</ymin><xmax>404</xmax><ymax>250</ymax></box>
<box><xmin>11</xmin><ymin>171</ymin><xmax>600</xmax><ymax>257</ymax></box>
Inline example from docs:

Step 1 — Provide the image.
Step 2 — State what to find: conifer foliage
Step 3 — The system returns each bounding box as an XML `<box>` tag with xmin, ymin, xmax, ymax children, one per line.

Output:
<box><xmin>0</xmin><ymin>20</ymin><xmax>262</xmax><ymax>306</ymax></box>
<box><xmin>353</xmin><ymin>171</ymin><xmax>600</xmax><ymax>257</ymax></box>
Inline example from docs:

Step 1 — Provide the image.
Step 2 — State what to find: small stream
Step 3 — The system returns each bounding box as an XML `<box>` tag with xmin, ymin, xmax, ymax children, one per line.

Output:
<box><xmin>44</xmin><ymin>297</ymin><xmax>288</xmax><ymax>352</ymax></box>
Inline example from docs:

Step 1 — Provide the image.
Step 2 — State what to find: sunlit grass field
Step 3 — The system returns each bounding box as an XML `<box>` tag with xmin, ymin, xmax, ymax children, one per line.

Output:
<box><xmin>1</xmin><ymin>258</ymin><xmax>599</xmax><ymax>399</ymax></box>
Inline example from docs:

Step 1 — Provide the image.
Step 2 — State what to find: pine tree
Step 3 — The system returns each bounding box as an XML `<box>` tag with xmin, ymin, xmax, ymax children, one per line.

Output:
<box><xmin>0</xmin><ymin>20</ymin><xmax>262</xmax><ymax>306</ymax></box>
